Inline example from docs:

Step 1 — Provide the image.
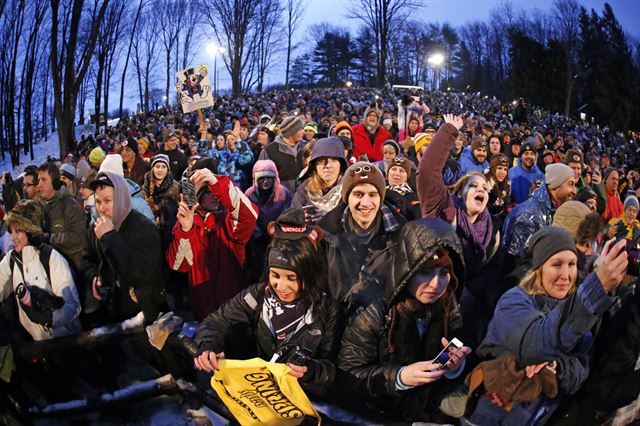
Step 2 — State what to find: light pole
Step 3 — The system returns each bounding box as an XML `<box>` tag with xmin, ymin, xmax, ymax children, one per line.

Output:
<box><xmin>427</xmin><ymin>53</ymin><xmax>445</xmax><ymax>91</ymax></box>
<box><xmin>207</xmin><ymin>43</ymin><xmax>226</xmax><ymax>95</ymax></box>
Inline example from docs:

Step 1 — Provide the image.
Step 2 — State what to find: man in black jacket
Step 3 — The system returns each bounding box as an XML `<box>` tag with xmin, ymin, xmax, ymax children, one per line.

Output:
<box><xmin>81</xmin><ymin>171</ymin><xmax>166</xmax><ymax>326</ymax></box>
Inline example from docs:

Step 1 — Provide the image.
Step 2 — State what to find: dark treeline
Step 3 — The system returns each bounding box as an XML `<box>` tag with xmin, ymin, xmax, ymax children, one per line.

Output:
<box><xmin>0</xmin><ymin>0</ymin><xmax>638</xmax><ymax>164</ymax></box>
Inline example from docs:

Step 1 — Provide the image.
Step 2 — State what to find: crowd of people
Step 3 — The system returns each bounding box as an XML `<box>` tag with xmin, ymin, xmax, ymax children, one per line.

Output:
<box><xmin>1</xmin><ymin>87</ymin><xmax>640</xmax><ymax>425</ymax></box>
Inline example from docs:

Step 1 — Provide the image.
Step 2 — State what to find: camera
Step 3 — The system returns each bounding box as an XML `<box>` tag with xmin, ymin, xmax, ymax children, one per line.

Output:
<box><xmin>617</xmin><ymin>238</ymin><xmax>640</xmax><ymax>277</ymax></box>
<box><xmin>288</xmin><ymin>345</ymin><xmax>311</xmax><ymax>366</ymax></box>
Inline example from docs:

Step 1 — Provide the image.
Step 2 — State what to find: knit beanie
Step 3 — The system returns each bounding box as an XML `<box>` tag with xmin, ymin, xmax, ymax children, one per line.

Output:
<box><xmin>89</xmin><ymin>147</ymin><xmax>106</xmax><ymax>165</ymax></box>
<box><xmin>341</xmin><ymin>161</ymin><xmax>386</xmax><ymax>203</ymax></box>
<box><xmin>335</xmin><ymin>121</ymin><xmax>353</xmax><ymax>136</ymax></box>
<box><xmin>545</xmin><ymin>163</ymin><xmax>574</xmax><ymax>189</ymax></box>
<box><xmin>552</xmin><ymin>201</ymin><xmax>591</xmax><ymax>240</ymax></box>
<box><xmin>624</xmin><ymin>195</ymin><xmax>639</xmax><ymax>210</ymax></box>
<box><xmin>564</xmin><ymin>149</ymin><xmax>584</xmax><ymax>166</ymax></box>
<box><xmin>527</xmin><ymin>226</ymin><xmax>577</xmax><ymax>270</ymax></box>
<box><xmin>489</xmin><ymin>153</ymin><xmax>509</xmax><ymax>175</ymax></box>
<box><xmin>382</xmin><ymin>139</ymin><xmax>401</xmax><ymax>156</ymax></box>
<box><xmin>151</xmin><ymin>153</ymin><xmax>170</xmax><ymax>169</ymax></box>
<box><xmin>471</xmin><ymin>136</ymin><xmax>488</xmax><ymax>151</ymax></box>
<box><xmin>413</xmin><ymin>133</ymin><xmax>433</xmax><ymax>154</ymax></box>
<box><xmin>603</xmin><ymin>167</ymin><xmax>617</xmax><ymax>184</ymax></box>
<box><xmin>520</xmin><ymin>142</ymin><xmax>536</xmax><ymax>157</ymax></box>
<box><xmin>59</xmin><ymin>163</ymin><xmax>76</xmax><ymax>181</ymax></box>
<box><xmin>99</xmin><ymin>154</ymin><xmax>124</xmax><ymax>177</ymax></box>
<box><xmin>388</xmin><ymin>157</ymin><xmax>413</xmax><ymax>176</ymax></box>
<box><xmin>280</xmin><ymin>116</ymin><xmax>305</xmax><ymax>139</ymax></box>
<box><xmin>138</xmin><ymin>138</ymin><xmax>149</xmax><ymax>150</ymax></box>
<box><xmin>122</xmin><ymin>137</ymin><xmax>139</xmax><ymax>156</ymax></box>
<box><xmin>304</xmin><ymin>122</ymin><xmax>318</xmax><ymax>134</ymax></box>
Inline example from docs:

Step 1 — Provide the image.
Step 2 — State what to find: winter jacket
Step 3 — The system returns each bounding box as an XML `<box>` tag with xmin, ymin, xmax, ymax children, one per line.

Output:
<box><xmin>166</xmin><ymin>175</ymin><xmax>258</xmax><ymax>320</ymax></box>
<box><xmin>124</xmin><ymin>156</ymin><xmax>150</xmax><ymax>187</ymax></box>
<box><xmin>352</xmin><ymin>123</ymin><xmax>393</xmax><ymax>162</ymax></box>
<box><xmin>318</xmin><ymin>202</ymin><xmax>405</xmax><ymax>315</ymax></box>
<box><xmin>291</xmin><ymin>179</ymin><xmax>343</xmax><ymax>223</ymax></box>
<box><xmin>82</xmin><ymin>209</ymin><xmax>166</xmax><ymax>325</ymax></box>
<box><xmin>385</xmin><ymin>184</ymin><xmax>421</xmax><ymax>221</ymax></box>
<box><xmin>472</xmin><ymin>272</ymin><xmax>615</xmax><ymax>425</ymax></box>
<box><xmin>502</xmin><ymin>182</ymin><xmax>556</xmax><ymax>257</ymax></box>
<box><xmin>43</xmin><ymin>191</ymin><xmax>87</xmax><ymax>271</ymax></box>
<box><xmin>0</xmin><ymin>245</ymin><xmax>81</xmax><ymax>340</ymax></box>
<box><xmin>508</xmin><ymin>159</ymin><xmax>545</xmax><ymax>204</ymax></box>
<box><xmin>210</xmin><ymin>141</ymin><xmax>254</xmax><ymax>190</ymax></box>
<box><xmin>337</xmin><ymin>218</ymin><xmax>465</xmax><ymax>421</ymax></box>
<box><xmin>458</xmin><ymin>146</ymin><xmax>489</xmax><ymax>174</ymax></box>
<box><xmin>141</xmin><ymin>174</ymin><xmax>181</xmax><ymax>252</ymax></box>
<box><xmin>196</xmin><ymin>283</ymin><xmax>343</xmax><ymax>398</ymax></box>
<box><xmin>258</xmin><ymin>136</ymin><xmax>303</xmax><ymax>193</ymax></box>
<box><xmin>417</xmin><ymin>123</ymin><xmax>499</xmax><ymax>277</ymax></box>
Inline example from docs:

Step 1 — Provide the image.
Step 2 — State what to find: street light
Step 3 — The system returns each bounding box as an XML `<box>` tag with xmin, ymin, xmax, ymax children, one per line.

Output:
<box><xmin>207</xmin><ymin>42</ymin><xmax>226</xmax><ymax>95</ymax></box>
<box><xmin>345</xmin><ymin>80</ymin><xmax>353</xmax><ymax>88</ymax></box>
<box><xmin>427</xmin><ymin>53</ymin><xmax>445</xmax><ymax>91</ymax></box>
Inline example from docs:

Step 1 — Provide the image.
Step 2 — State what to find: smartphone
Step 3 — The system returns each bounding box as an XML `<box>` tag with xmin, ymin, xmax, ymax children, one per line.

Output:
<box><xmin>432</xmin><ymin>338</ymin><xmax>463</xmax><ymax>369</ymax></box>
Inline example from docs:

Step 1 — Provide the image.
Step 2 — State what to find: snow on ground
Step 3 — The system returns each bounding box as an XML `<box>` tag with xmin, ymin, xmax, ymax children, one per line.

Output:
<box><xmin>0</xmin><ymin>124</ymin><xmax>97</xmax><ymax>176</ymax></box>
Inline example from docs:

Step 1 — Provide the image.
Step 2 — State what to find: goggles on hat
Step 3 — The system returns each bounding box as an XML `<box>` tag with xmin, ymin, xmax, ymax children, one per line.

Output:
<box><xmin>352</xmin><ymin>165</ymin><xmax>372</xmax><ymax>175</ymax></box>
<box><xmin>392</xmin><ymin>157</ymin><xmax>407</xmax><ymax>166</ymax></box>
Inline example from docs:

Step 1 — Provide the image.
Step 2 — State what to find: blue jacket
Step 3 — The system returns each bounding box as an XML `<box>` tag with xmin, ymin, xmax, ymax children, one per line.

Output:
<box><xmin>502</xmin><ymin>182</ymin><xmax>554</xmax><ymax>257</ymax></box>
<box><xmin>458</xmin><ymin>146</ymin><xmax>489</xmax><ymax>175</ymax></box>
<box><xmin>508</xmin><ymin>159</ymin><xmax>544</xmax><ymax>204</ymax></box>
<box><xmin>474</xmin><ymin>272</ymin><xmax>615</xmax><ymax>425</ymax></box>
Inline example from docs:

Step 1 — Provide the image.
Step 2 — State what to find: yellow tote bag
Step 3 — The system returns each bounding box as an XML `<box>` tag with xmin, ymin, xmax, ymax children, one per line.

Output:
<box><xmin>210</xmin><ymin>358</ymin><xmax>321</xmax><ymax>426</ymax></box>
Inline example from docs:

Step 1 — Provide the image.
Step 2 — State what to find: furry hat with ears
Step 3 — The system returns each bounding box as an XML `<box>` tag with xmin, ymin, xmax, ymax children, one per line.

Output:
<box><xmin>6</xmin><ymin>200</ymin><xmax>47</xmax><ymax>239</ymax></box>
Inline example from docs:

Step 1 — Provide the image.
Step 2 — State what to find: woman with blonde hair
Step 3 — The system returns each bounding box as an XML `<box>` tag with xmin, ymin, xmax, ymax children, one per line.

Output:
<box><xmin>469</xmin><ymin>227</ymin><xmax>628</xmax><ymax>425</ymax></box>
<box><xmin>292</xmin><ymin>137</ymin><xmax>347</xmax><ymax>225</ymax></box>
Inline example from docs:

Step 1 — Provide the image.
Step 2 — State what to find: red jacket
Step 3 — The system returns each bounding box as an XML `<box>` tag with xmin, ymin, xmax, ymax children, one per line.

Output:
<box><xmin>166</xmin><ymin>175</ymin><xmax>258</xmax><ymax>320</ymax></box>
<box><xmin>352</xmin><ymin>123</ymin><xmax>393</xmax><ymax>162</ymax></box>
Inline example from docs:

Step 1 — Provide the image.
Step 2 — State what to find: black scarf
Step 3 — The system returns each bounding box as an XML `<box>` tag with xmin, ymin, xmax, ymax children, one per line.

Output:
<box><xmin>264</xmin><ymin>286</ymin><xmax>308</xmax><ymax>341</ymax></box>
<box><xmin>144</xmin><ymin>172</ymin><xmax>175</xmax><ymax>206</ymax></box>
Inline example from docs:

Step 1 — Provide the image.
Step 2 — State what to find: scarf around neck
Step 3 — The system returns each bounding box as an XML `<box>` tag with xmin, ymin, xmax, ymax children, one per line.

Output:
<box><xmin>264</xmin><ymin>286</ymin><xmax>308</xmax><ymax>341</ymax></box>
<box><xmin>453</xmin><ymin>195</ymin><xmax>493</xmax><ymax>274</ymax></box>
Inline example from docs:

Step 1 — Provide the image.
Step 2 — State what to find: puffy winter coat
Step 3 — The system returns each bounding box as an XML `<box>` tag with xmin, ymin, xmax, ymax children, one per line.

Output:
<box><xmin>472</xmin><ymin>272</ymin><xmax>615</xmax><ymax>425</ymax></box>
<box><xmin>458</xmin><ymin>146</ymin><xmax>489</xmax><ymax>174</ymax></box>
<box><xmin>502</xmin><ymin>182</ymin><xmax>556</xmax><ymax>257</ymax></box>
<box><xmin>0</xmin><ymin>245</ymin><xmax>81</xmax><ymax>340</ymax></box>
<box><xmin>196</xmin><ymin>283</ymin><xmax>343</xmax><ymax>398</ymax></box>
<box><xmin>166</xmin><ymin>175</ymin><xmax>258</xmax><ymax>320</ymax></box>
<box><xmin>352</xmin><ymin>123</ymin><xmax>393</xmax><ymax>162</ymax></box>
<box><xmin>508</xmin><ymin>159</ymin><xmax>545</xmax><ymax>204</ymax></box>
<box><xmin>337</xmin><ymin>218</ymin><xmax>465</xmax><ymax>421</ymax></box>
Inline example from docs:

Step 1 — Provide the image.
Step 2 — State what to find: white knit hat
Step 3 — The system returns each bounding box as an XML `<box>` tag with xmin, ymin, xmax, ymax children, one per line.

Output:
<box><xmin>99</xmin><ymin>154</ymin><xmax>124</xmax><ymax>177</ymax></box>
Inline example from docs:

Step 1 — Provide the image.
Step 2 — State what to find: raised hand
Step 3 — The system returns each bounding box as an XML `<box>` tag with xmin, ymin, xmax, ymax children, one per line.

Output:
<box><xmin>595</xmin><ymin>238</ymin><xmax>628</xmax><ymax>293</ymax></box>
<box><xmin>443</xmin><ymin>113</ymin><xmax>464</xmax><ymax>130</ymax></box>
<box><xmin>177</xmin><ymin>193</ymin><xmax>199</xmax><ymax>232</ymax></box>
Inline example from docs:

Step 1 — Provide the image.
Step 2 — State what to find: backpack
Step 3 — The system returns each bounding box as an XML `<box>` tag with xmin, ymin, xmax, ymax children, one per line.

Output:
<box><xmin>10</xmin><ymin>243</ymin><xmax>53</xmax><ymax>284</ymax></box>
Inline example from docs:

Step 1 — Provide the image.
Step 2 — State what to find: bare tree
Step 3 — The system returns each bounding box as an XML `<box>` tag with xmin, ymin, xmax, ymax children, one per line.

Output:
<box><xmin>50</xmin><ymin>0</ymin><xmax>110</xmax><ymax>157</ymax></box>
<box><xmin>131</xmin><ymin>11</ymin><xmax>160</xmax><ymax>114</ymax></box>
<box><xmin>553</xmin><ymin>0</ymin><xmax>581</xmax><ymax>115</ymax></box>
<box><xmin>252</xmin><ymin>0</ymin><xmax>282</xmax><ymax>92</ymax></box>
<box><xmin>347</xmin><ymin>0</ymin><xmax>423</xmax><ymax>88</ymax></box>
<box><xmin>284</xmin><ymin>0</ymin><xmax>306</xmax><ymax>89</ymax></box>
<box><xmin>118</xmin><ymin>0</ymin><xmax>146</xmax><ymax>118</ymax></box>
<box><xmin>94</xmin><ymin>0</ymin><xmax>127</xmax><ymax>123</ymax></box>
<box><xmin>153</xmin><ymin>0</ymin><xmax>181</xmax><ymax>106</ymax></box>
<box><xmin>203</xmin><ymin>0</ymin><xmax>266</xmax><ymax>96</ymax></box>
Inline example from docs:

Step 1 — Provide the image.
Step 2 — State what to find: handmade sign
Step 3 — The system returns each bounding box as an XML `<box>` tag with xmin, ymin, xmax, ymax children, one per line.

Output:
<box><xmin>175</xmin><ymin>64</ymin><xmax>214</xmax><ymax>114</ymax></box>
